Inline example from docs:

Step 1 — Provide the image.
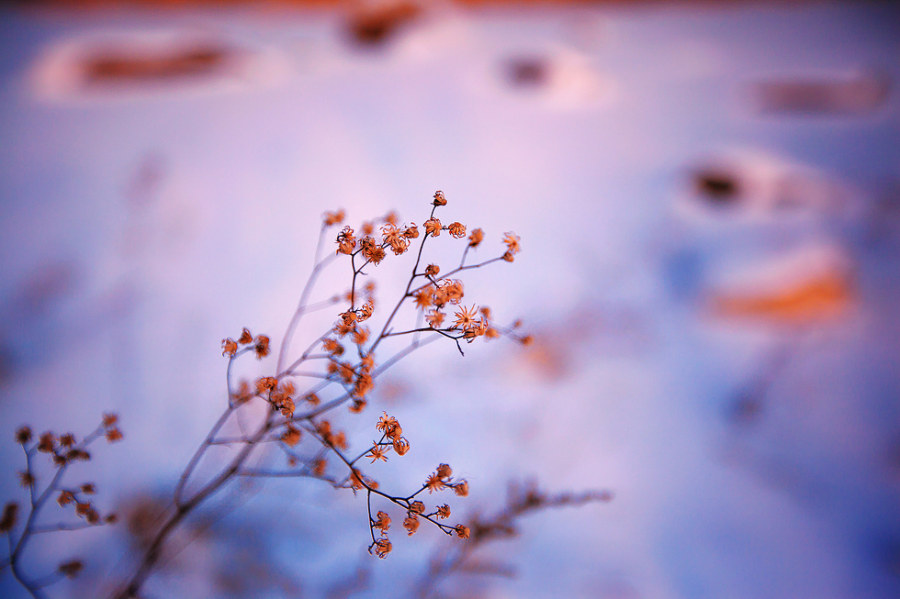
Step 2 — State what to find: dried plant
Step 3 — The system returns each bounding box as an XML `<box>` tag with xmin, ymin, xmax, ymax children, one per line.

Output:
<box><xmin>2</xmin><ymin>191</ymin><xmax>605</xmax><ymax>598</ymax></box>
<box><xmin>1</xmin><ymin>417</ymin><xmax>122</xmax><ymax>598</ymax></box>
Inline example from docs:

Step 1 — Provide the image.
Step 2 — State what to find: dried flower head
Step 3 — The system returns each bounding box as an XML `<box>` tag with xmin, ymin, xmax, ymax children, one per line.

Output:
<box><xmin>433</xmin><ymin>190</ymin><xmax>447</xmax><ymax>206</ymax></box>
<box><xmin>58</xmin><ymin>560</ymin><xmax>84</xmax><ymax>579</ymax></box>
<box><xmin>448</xmin><ymin>222</ymin><xmax>466</xmax><ymax>238</ymax></box>
<box><xmin>254</xmin><ymin>335</ymin><xmax>271</xmax><ymax>359</ymax></box>
<box><xmin>324</xmin><ymin>209</ymin><xmax>345</xmax><ymax>226</ymax></box>
<box><xmin>221</xmin><ymin>338</ymin><xmax>238</xmax><ymax>357</ymax></box>
<box><xmin>0</xmin><ymin>502</ymin><xmax>18</xmax><ymax>532</ymax></box>
<box><xmin>372</xmin><ymin>537</ymin><xmax>392</xmax><ymax>558</ymax></box>
<box><xmin>403</xmin><ymin>514</ymin><xmax>420</xmax><ymax>535</ymax></box>
<box><xmin>281</xmin><ymin>425</ymin><xmax>302</xmax><ymax>447</ymax></box>
<box><xmin>373</xmin><ymin>511</ymin><xmax>391</xmax><ymax>533</ymax></box>
<box><xmin>15</xmin><ymin>426</ymin><xmax>31</xmax><ymax>445</ymax></box>
<box><xmin>424</xmin><ymin>217</ymin><xmax>442</xmax><ymax>237</ymax></box>
<box><xmin>468</xmin><ymin>227</ymin><xmax>484</xmax><ymax>248</ymax></box>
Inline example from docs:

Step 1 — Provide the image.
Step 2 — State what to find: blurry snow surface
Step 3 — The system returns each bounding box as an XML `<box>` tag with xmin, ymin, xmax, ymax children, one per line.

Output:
<box><xmin>1</xmin><ymin>2</ymin><xmax>899</xmax><ymax>598</ymax></box>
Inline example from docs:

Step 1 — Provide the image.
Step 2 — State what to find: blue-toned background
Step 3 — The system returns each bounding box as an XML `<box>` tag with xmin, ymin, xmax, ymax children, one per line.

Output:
<box><xmin>1</xmin><ymin>2</ymin><xmax>898</xmax><ymax>597</ymax></box>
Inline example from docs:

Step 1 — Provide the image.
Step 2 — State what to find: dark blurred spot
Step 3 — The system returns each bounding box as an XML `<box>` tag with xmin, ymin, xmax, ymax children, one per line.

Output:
<box><xmin>346</xmin><ymin>1</ymin><xmax>421</xmax><ymax>47</ymax></box>
<box><xmin>506</xmin><ymin>56</ymin><xmax>549</xmax><ymax>88</ymax></box>
<box><xmin>728</xmin><ymin>392</ymin><xmax>764</xmax><ymax>425</ymax></box>
<box><xmin>694</xmin><ymin>169</ymin><xmax>740</xmax><ymax>205</ymax></box>
<box><xmin>82</xmin><ymin>43</ymin><xmax>232</xmax><ymax>87</ymax></box>
<box><xmin>752</xmin><ymin>72</ymin><xmax>890</xmax><ymax>115</ymax></box>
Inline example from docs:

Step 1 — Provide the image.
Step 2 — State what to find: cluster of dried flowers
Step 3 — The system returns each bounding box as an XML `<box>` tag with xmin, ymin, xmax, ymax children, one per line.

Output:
<box><xmin>2</xmin><ymin>191</ymin><xmax>611</xmax><ymax>599</ymax></box>
<box><xmin>1</xmin><ymin>416</ymin><xmax>122</xmax><ymax>596</ymax></box>
<box><xmin>213</xmin><ymin>192</ymin><xmax>527</xmax><ymax>562</ymax></box>
<box><xmin>2</xmin><ymin>192</ymin><xmax>537</xmax><ymax>598</ymax></box>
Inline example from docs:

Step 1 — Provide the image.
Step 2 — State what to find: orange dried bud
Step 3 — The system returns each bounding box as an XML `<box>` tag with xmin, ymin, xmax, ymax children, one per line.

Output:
<box><xmin>503</xmin><ymin>232</ymin><xmax>521</xmax><ymax>255</ymax></box>
<box><xmin>403</xmin><ymin>224</ymin><xmax>419</xmax><ymax>239</ymax></box>
<box><xmin>414</xmin><ymin>286</ymin><xmax>434</xmax><ymax>310</ymax></box>
<box><xmin>436</xmin><ymin>463</ymin><xmax>453</xmax><ymax>479</ymax></box>
<box><xmin>382</xmin><ymin>223</ymin><xmax>409</xmax><ymax>255</ymax></box>
<box><xmin>38</xmin><ymin>432</ymin><xmax>55</xmax><ymax>453</ymax></box>
<box><xmin>15</xmin><ymin>426</ymin><xmax>32</xmax><ymax>444</ymax></box>
<box><xmin>448</xmin><ymin>222</ymin><xmax>466</xmax><ymax>238</ymax></box>
<box><xmin>373</xmin><ymin>510</ymin><xmax>391</xmax><ymax>533</ymax></box>
<box><xmin>323</xmin><ymin>338</ymin><xmax>344</xmax><ymax>356</ymax></box>
<box><xmin>353</xmin><ymin>374</ymin><xmax>374</xmax><ymax>399</ymax></box>
<box><xmin>455</xmin><ymin>524</ymin><xmax>470</xmax><ymax>539</ymax></box>
<box><xmin>424</xmin><ymin>217</ymin><xmax>442</xmax><ymax>237</ymax></box>
<box><xmin>392</xmin><ymin>437</ymin><xmax>410</xmax><ymax>456</ymax></box>
<box><xmin>453</xmin><ymin>304</ymin><xmax>480</xmax><ymax>331</ymax></box>
<box><xmin>80</xmin><ymin>483</ymin><xmax>95</xmax><ymax>495</ymax></box>
<box><xmin>305</xmin><ymin>392</ymin><xmax>321</xmax><ymax>406</ymax></box>
<box><xmin>221</xmin><ymin>338</ymin><xmax>238</xmax><ymax>357</ymax></box>
<box><xmin>376</xmin><ymin>413</ymin><xmax>402</xmax><ymax>439</ymax></box>
<box><xmin>368</xmin><ymin>445</ymin><xmax>388</xmax><ymax>463</ymax></box>
<box><xmin>425</xmin><ymin>309</ymin><xmax>445</xmax><ymax>328</ymax></box>
<box><xmin>0</xmin><ymin>502</ymin><xmax>17</xmax><ymax>532</ymax></box>
<box><xmin>238</xmin><ymin>328</ymin><xmax>254</xmax><ymax>344</ymax></box>
<box><xmin>75</xmin><ymin>502</ymin><xmax>91</xmax><ymax>517</ymax></box>
<box><xmin>102</xmin><ymin>413</ymin><xmax>119</xmax><ymax>427</ymax></box>
<box><xmin>453</xmin><ymin>480</ymin><xmax>469</xmax><ymax>497</ymax></box>
<box><xmin>361</xmin><ymin>222</ymin><xmax>375</xmax><ymax>236</ymax></box>
<box><xmin>352</xmin><ymin>326</ymin><xmax>370</xmax><ymax>346</ymax></box>
<box><xmin>105</xmin><ymin>428</ymin><xmax>123</xmax><ymax>443</ymax></box>
<box><xmin>58</xmin><ymin>490</ymin><xmax>75</xmax><ymax>506</ymax></box>
<box><xmin>358</xmin><ymin>299</ymin><xmax>374</xmax><ymax>322</ymax></box>
<box><xmin>436</xmin><ymin>504</ymin><xmax>451</xmax><ymax>519</ymax></box>
<box><xmin>409</xmin><ymin>501</ymin><xmax>425</xmax><ymax>514</ymax></box>
<box><xmin>256</xmin><ymin>377</ymin><xmax>279</xmax><ymax>393</ymax></box>
<box><xmin>366</xmin><ymin>245</ymin><xmax>386</xmax><ymax>265</ymax></box>
<box><xmin>313</xmin><ymin>458</ymin><xmax>327</xmax><ymax>476</ymax></box>
<box><xmin>59</xmin><ymin>433</ymin><xmax>76</xmax><ymax>448</ymax></box>
<box><xmin>349</xmin><ymin>398</ymin><xmax>367</xmax><ymax>413</ymax></box>
<box><xmin>372</xmin><ymin>537</ymin><xmax>392</xmax><ymax>558</ymax></box>
<box><xmin>433</xmin><ymin>190</ymin><xmax>447</xmax><ymax>206</ymax></box>
<box><xmin>104</xmin><ymin>513</ymin><xmax>118</xmax><ymax>524</ymax></box>
<box><xmin>254</xmin><ymin>335</ymin><xmax>270</xmax><ymax>359</ymax></box>
<box><xmin>281</xmin><ymin>425</ymin><xmax>301</xmax><ymax>447</ymax></box>
<box><xmin>521</xmin><ymin>335</ymin><xmax>534</xmax><ymax>346</ymax></box>
<box><xmin>425</xmin><ymin>264</ymin><xmax>440</xmax><ymax>277</ymax></box>
<box><xmin>503</xmin><ymin>251</ymin><xmax>515</xmax><ymax>262</ymax></box>
<box><xmin>403</xmin><ymin>515</ymin><xmax>419</xmax><ymax>535</ymax></box>
<box><xmin>279</xmin><ymin>397</ymin><xmax>295</xmax><ymax>418</ymax></box>
<box><xmin>468</xmin><ymin>228</ymin><xmax>484</xmax><ymax>247</ymax></box>
<box><xmin>67</xmin><ymin>449</ymin><xmax>90</xmax><ymax>461</ymax></box>
<box><xmin>58</xmin><ymin>560</ymin><xmax>83</xmax><ymax>578</ymax></box>
<box><xmin>337</xmin><ymin>226</ymin><xmax>356</xmax><ymax>255</ymax></box>
<box><xmin>425</xmin><ymin>472</ymin><xmax>445</xmax><ymax>493</ymax></box>
<box><xmin>324</xmin><ymin>209</ymin><xmax>345</xmax><ymax>226</ymax></box>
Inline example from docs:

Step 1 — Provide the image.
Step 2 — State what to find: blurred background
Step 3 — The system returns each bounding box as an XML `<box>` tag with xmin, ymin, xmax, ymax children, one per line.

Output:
<box><xmin>1</xmin><ymin>0</ymin><xmax>899</xmax><ymax>597</ymax></box>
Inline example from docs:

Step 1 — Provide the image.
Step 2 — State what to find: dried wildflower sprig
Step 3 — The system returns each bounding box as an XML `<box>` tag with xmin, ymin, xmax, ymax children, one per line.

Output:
<box><xmin>416</xmin><ymin>481</ymin><xmax>613</xmax><ymax>598</ymax></box>
<box><xmin>1</xmin><ymin>417</ymin><xmax>121</xmax><ymax>599</ymax></box>
<box><xmin>112</xmin><ymin>192</ymin><xmax>524</xmax><ymax>598</ymax></box>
